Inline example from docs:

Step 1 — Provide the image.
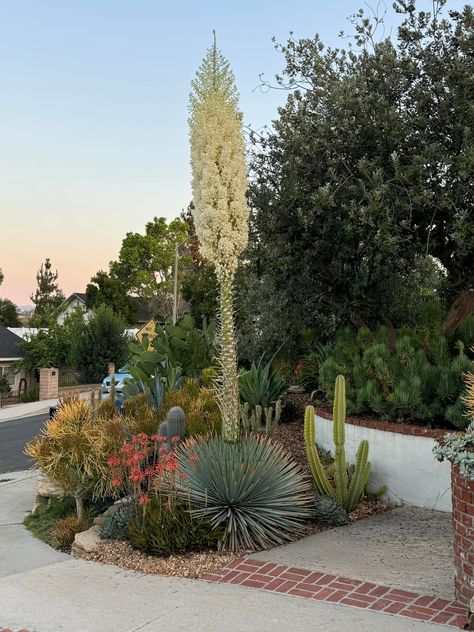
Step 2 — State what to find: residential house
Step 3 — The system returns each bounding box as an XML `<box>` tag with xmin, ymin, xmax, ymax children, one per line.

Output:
<box><xmin>56</xmin><ymin>292</ymin><xmax>89</xmax><ymax>325</ymax></box>
<box><xmin>0</xmin><ymin>325</ymin><xmax>36</xmax><ymax>393</ymax></box>
<box><xmin>55</xmin><ymin>292</ymin><xmax>154</xmax><ymax>328</ymax></box>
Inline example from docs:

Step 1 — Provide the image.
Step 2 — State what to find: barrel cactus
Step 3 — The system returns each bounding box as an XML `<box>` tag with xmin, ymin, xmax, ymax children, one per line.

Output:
<box><xmin>313</xmin><ymin>495</ymin><xmax>348</xmax><ymax>526</ymax></box>
<box><xmin>157</xmin><ymin>406</ymin><xmax>186</xmax><ymax>448</ymax></box>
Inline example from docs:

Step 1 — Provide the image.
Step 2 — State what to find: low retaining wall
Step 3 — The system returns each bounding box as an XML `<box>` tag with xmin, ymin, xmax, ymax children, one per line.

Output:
<box><xmin>314</xmin><ymin>409</ymin><xmax>452</xmax><ymax>512</ymax></box>
<box><xmin>452</xmin><ymin>465</ymin><xmax>474</xmax><ymax>605</ymax></box>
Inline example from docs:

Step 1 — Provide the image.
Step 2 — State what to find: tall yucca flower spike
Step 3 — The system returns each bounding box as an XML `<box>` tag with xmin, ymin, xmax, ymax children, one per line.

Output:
<box><xmin>189</xmin><ymin>33</ymin><xmax>250</xmax><ymax>443</ymax></box>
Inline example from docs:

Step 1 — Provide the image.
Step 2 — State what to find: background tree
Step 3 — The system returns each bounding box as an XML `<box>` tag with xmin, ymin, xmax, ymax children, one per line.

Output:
<box><xmin>71</xmin><ymin>305</ymin><xmax>129</xmax><ymax>383</ymax></box>
<box><xmin>190</xmin><ymin>38</ymin><xmax>250</xmax><ymax>442</ymax></box>
<box><xmin>0</xmin><ymin>299</ymin><xmax>21</xmax><ymax>327</ymax></box>
<box><xmin>30</xmin><ymin>258</ymin><xmax>65</xmax><ymax>325</ymax></box>
<box><xmin>110</xmin><ymin>217</ymin><xmax>188</xmax><ymax>321</ymax></box>
<box><xmin>247</xmin><ymin>0</ymin><xmax>474</xmax><ymax>353</ymax></box>
<box><xmin>393</xmin><ymin>0</ymin><xmax>474</xmax><ymax>334</ymax></box>
<box><xmin>180</xmin><ymin>204</ymin><xmax>218</xmax><ymax>324</ymax></box>
<box><xmin>0</xmin><ymin>269</ymin><xmax>20</xmax><ymax>326</ymax></box>
<box><xmin>85</xmin><ymin>270</ymin><xmax>137</xmax><ymax>324</ymax></box>
<box><xmin>18</xmin><ymin>309</ymin><xmax>84</xmax><ymax>373</ymax></box>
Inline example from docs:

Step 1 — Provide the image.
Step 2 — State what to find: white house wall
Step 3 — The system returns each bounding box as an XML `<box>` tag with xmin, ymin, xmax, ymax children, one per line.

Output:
<box><xmin>314</xmin><ymin>414</ymin><xmax>452</xmax><ymax>513</ymax></box>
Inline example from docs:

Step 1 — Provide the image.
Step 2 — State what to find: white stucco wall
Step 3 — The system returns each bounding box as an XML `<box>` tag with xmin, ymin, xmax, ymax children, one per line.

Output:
<box><xmin>56</xmin><ymin>299</ymin><xmax>88</xmax><ymax>325</ymax></box>
<box><xmin>314</xmin><ymin>414</ymin><xmax>452</xmax><ymax>513</ymax></box>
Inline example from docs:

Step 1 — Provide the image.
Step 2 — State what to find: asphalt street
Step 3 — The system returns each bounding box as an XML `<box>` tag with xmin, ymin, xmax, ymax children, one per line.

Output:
<box><xmin>0</xmin><ymin>413</ymin><xmax>48</xmax><ymax>474</ymax></box>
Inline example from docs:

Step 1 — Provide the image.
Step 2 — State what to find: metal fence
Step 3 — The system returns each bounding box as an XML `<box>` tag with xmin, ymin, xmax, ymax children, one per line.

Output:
<box><xmin>0</xmin><ymin>392</ymin><xmax>21</xmax><ymax>408</ymax></box>
<box><xmin>58</xmin><ymin>368</ymin><xmax>81</xmax><ymax>388</ymax></box>
<box><xmin>0</xmin><ymin>385</ymin><xmax>39</xmax><ymax>408</ymax></box>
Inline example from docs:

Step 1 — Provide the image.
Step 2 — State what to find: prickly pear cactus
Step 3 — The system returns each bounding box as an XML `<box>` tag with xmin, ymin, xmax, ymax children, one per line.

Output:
<box><xmin>312</xmin><ymin>495</ymin><xmax>348</xmax><ymax>526</ymax></box>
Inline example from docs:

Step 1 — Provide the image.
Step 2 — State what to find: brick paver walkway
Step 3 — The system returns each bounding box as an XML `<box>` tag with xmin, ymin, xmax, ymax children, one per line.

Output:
<box><xmin>202</xmin><ymin>557</ymin><xmax>468</xmax><ymax>629</ymax></box>
<box><xmin>3</xmin><ymin>558</ymin><xmax>468</xmax><ymax>631</ymax></box>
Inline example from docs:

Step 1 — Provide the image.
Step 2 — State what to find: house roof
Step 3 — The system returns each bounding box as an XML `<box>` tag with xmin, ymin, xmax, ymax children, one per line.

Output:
<box><xmin>0</xmin><ymin>325</ymin><xmax>25</xmax><ymax>359</ymax></box>
<box><xmin>58</xmin><ymin>292</ymin><xmax>153</xmax><ymax>324</ymax></box>
<box><xmin>57</xmin><ymin>292</ymin><xmax>87</xmax><ymax>312</ymax></box>
<box><xmin>72</xmin><ymin>292</ymin><xmax>87</xmax><ymax>303</ymax></box>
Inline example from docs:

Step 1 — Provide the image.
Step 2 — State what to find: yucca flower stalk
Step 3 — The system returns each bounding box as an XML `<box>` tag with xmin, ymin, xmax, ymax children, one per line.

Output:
<box><xmin>189</xmin><ymin>35</ymin><xmax>249</xmax><ymax>443</ymax></box>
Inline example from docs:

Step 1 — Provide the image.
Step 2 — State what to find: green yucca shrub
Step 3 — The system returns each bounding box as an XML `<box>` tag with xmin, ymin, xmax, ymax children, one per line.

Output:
<box><xmin>175</xmin><ymin>435</ymin><xmax>313</xmax><ymax>552</ymax></box>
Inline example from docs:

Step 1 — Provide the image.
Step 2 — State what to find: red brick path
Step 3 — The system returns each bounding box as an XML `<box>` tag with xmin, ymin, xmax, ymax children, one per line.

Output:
<box><xmin>202</xmin><ymin>557</ymin><xmax>469</xmax><ymax>628</ymax></box>
<box><xmin>3</xmin><ymin>557</ymin><xmax>469</xmax><ymax>631</ymax></box>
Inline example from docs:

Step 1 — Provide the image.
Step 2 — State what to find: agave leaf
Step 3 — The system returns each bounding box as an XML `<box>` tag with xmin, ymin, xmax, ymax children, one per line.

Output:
<box><xmin>175</xmin><ymin>435</ymin><xmax>312</xmax><ymax>552</ymax></box>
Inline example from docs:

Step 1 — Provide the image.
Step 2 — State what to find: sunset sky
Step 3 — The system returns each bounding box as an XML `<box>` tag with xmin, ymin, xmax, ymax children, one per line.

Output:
<box><xmin>0</xmin><ymin>0</ymin><xmax>464</xmax><ymax>306</ymax></box>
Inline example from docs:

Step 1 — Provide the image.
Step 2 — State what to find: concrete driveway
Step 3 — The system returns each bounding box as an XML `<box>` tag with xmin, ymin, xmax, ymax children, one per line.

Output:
<box><xmin>0</xmin><ymin>474</ymin><xmax>458</xmax><ymax>632</ymax></box>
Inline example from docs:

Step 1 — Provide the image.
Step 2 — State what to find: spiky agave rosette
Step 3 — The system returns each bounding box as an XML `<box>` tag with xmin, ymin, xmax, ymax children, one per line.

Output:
<box><xmin>174</xmin><ymin>434</ymin><xmax>313</xmax><ymax>552</ymax></box>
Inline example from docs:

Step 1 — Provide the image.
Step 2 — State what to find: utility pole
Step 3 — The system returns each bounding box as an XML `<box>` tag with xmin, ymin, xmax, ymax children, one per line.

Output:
<box><xmin>172</xmin><ymin>237</ymin><xmax>192</xmax><ymax>325</ymax></box>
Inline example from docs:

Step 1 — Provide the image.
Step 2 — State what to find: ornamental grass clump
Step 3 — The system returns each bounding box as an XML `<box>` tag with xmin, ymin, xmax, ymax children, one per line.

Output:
<box><xmin>160</xmin><ymin>378</ymin><xmax>221</xmax><ymax>437</ymax></box>
<box><xmin>25</xmin><ymin>400</ymin><xmax>125</xmax><ymax>521</ymax></box>
<box><xmin>189</xmin><ymin>36</ymin><xmax>250</xmax><ymax>442</ymax></box>
<box><xmin>174</xmin><ymin>434</ymin><xmax>313</xmax><ymax>552</ymax></box>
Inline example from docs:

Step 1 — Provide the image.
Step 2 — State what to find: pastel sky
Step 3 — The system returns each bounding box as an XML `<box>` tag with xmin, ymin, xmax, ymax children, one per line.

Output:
<box><xmin>0</xmin><ymin>0</ymin><xmax>465</xmax><ymax>305</ymax></box>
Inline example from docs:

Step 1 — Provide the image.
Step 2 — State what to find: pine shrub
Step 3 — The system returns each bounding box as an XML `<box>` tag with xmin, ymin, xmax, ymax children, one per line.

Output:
<box><xmin>319</xmin><ymin>324</ymin><xmax>473</xmax><ymax>429</ymax></box>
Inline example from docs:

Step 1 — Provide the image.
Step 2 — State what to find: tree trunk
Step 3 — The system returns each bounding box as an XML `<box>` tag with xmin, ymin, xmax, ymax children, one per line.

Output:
<box><xmin>218</xmin><ymin>272</ymin><xmax>240</xmax><ymax>443</ymax></box>
<box><xmin>75</xmin><ymin>493</ymin><xmax>85</xmax><ymax>522</ymax></box>
<box><xmin>442</xmin><ymin>287</ymin><xmax>474</xmax><ymax>337</ymax></box>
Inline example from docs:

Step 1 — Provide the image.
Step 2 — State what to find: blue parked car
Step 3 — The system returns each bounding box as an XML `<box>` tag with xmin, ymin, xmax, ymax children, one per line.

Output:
<box><xmin>101</xmin><ymin>365</ymin><xmax>132</xmax><ymax>394</ymax></box>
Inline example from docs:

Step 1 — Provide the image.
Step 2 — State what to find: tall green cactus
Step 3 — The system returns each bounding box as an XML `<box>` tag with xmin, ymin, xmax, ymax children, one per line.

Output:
<box><xmin>333</xmin><ymin>375</ymin><xmax>348</xmax><ymax>505</ymax></box>
<box><xmin>304</xmin><ymin>374</ymin><xmax>380</xmax><ymax>512</ymax></box>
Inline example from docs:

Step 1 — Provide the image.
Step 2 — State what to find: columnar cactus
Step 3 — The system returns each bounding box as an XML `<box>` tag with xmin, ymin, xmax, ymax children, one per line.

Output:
<box><xmin>240</xmin><ymin>400</ymin><xmax>282</xmax><ymax>435</ymax></box>
<box><xmin>304</xmin><ymin>375</ymin><xmax>381</xmax><ymax>512</ymax></box>
<box><xmin>165</xmin><ymin>406</ymin><xmax>186</xmax><ymax>439</ymax></box>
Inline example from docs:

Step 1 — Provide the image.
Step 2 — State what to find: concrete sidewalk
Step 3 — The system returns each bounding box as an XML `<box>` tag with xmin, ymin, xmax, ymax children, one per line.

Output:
<box><xmin>0</xmin><ymin>474</ymin><xmax>457</xmax><ymax>632</ymax></box>
<box><xmin>1</xmin><ymin>559</ymin><xmax>456</xmax><ymax>632</ymax></box>
<box><xmin>0</xmin><ymin>390</ymin><xmax>101</xmax><ymax>423</ymax></box>
<box><xmin>251</xmin><ymin>505</ymin><xmax>454</xmax><ymax>599</ymax></box>
<box><xmin>0</xmin><ymin>399</ymin><xmax>56</xmax><ymax>423</ymax></box>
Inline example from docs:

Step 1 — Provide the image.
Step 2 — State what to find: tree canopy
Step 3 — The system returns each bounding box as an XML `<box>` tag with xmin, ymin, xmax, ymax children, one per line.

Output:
<box><xmin>247</xmin><ymin>0</ymin><xmax>474</xmax><ymax>352</ymax></box>
<box><xmin>85</xmin><ymin>271</ymin><xmax>137</xmax><ymax>325</ymax></box>
<box><xmin>109</xmin><ymin>216</ymin><xmax>188</xmax><ymax>321</ymax></box>
<box><xmin>0</xmin><ymin>299</ymin><xmax>21</xmax><ymax>327</ymax></box>
<box><xmin>30</xmin><ymin>258</ymin><xmax>65</xmax><ymax>326</ymax></box>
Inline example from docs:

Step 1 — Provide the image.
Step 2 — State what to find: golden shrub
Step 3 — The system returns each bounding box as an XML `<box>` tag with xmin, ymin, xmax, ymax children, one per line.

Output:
<box><xmin>160</xmin><ymin>378</ymin><xmax>221</xmax><ymax>437</ymax></box>
<box><xmin>50</xmin><ymin>513</ymin><xmax>86</xmax><ymax>550</ymax></box>
<box><xmin>122</xmin><ymin>393</ymin><xmax>159</xmax><ymax>436</ymax></box>
<box><xmin>25</xmin><ymin>400</ymin><xmax>125</xmax><ymax>518</ymax></box>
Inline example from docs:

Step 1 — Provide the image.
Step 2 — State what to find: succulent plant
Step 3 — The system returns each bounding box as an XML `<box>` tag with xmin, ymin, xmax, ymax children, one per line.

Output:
<box><xmin>304</xmin><ymin>375</ymin><xmax>385</xmax><ymax>512</ymax></box>
<box><xmin>99</xmin><ymin>504</ymin><xmax>133</xmax><ymax>541</ymax></box>
<box><xmin>240</xmin><ymin>399</ymin><xmax>282</xmax><ymax>435</ymax></box>
<box><xmin>174</xmin><ymin>434</ymin><xmax>313</xmax><ymax>552</ymax></box>
<box><xmin>157</xmin><ymin>406</ymin><xmax>187</xmax><ymax>447</ymax></box>
<box><xmin>312</xmin><ymin>495</ymin><xmax>348</xmax><ymax>526</ymax></box>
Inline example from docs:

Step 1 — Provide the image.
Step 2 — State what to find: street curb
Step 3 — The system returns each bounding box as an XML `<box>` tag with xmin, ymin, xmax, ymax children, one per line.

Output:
<box><xmin>0</xmin><ymin>408</ymin><xmax>50</xmax><ymax>424</ymax></box>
